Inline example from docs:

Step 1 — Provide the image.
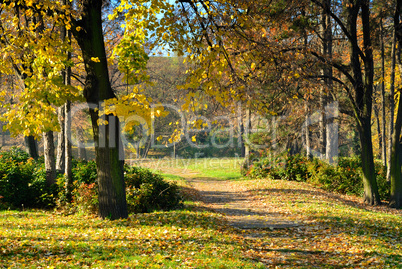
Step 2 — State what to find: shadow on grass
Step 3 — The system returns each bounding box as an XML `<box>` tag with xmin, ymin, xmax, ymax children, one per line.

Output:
<box><xmin>249</xmin><ymin>187</ymin><xmax>400</xmax><ymax>214</ymax></box>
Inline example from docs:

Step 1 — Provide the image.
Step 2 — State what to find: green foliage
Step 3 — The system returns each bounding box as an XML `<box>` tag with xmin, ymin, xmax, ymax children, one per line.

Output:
<box><xmin>71</xmin><ymin>182</ymin><xmax>98</xmax><ymax>214</ymax></box>
<box><xmin>125</xmin><ymin>165</ymin><xmax>182</xmax><ymax>213</ymax></box>
<box><xmin>72</xmin><ymin>159</ymin><xmax>97</xmax><ymax>184</ymax></box>
<box><xmin>0</xmin><ymin>147</ymin><xmax>56</xmax><ymax>209</ymax></box>
<box><xmin>59</xmin><ymin>159</ymin><xmax>182</xmax><ymax>214</ymax></box>
<box><xmin>244</xmin><ymin>151</ymin><xmax>389</xmax><ymax>201</ymax></box>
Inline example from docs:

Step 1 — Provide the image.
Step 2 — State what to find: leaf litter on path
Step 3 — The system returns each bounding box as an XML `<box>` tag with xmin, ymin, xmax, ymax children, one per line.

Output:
<box><xmin>184</xmin><ymin>176</ymin><xmax>402</xmax><ymax>268</ymax></box>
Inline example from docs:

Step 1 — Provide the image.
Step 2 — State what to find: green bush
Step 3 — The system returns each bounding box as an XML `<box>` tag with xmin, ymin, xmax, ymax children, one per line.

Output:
<box><xmin>0</xmin><ymin>147</ymin><xmax>56</xmax><ymax>209</ymax></box>
<box><xmin>62</xmin><ymin>160</ymin><xmax>182</xmax><ymax>214</ymax></box>
<box><xmin>241</xmin><ymin>152</ymin><xmax>285</xmax><ymax>179</ymax></box>
<box><xmin>70</xmin><ymin>182</ymin><xmax>98</xmax><ymax>214</ymax></box>
<box><xmin>283</xmin><ymin>154</ymin><xmax>310</xmax><ymax>182</ymax></box>
<box><xmin>244</xmin><ymin>151</ymin><xmax>389</xmax><ymax>201</ymax></box>
<box><xmin>124</xmin><ymin>165</ymin><xmax>182</xmax><ymax>213</ymax></box>
<box><xmin>72</xmin><ymin>159</ymin><xmax>97</xmax><ymax>184</ymax></box>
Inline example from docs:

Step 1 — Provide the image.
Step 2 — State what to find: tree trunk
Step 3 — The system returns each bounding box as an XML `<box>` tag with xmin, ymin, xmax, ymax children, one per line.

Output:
<box><xmin>43</xmin><ymin>131</ymin><xmax>56</xmax><ymax>186</ymax></box>
<box><xmin>380</xmin><ymin>19</ymin><xmax>387</xmax><ymax>167</ymax></box>
<box><xmin>389</xmin><ymin>89</ymin><xmax>402</xmax><ymax>208</ymax></box>
<box><xmin>0</xmin><ymin>122</ymin><xmax>4</xmax><ymax>147</ymax></box>
<box><xmin>389</xmin><ymin>0</ymin><xmax>402</xmax><ymax>208</ymax></box>
<box><xmin>374</xmin><ymin>105</ymin><xmax>383</xmax><ymax>159</ymax></box>
<box><xmin>60</xmin><ymin>2</ymin><xmax>73</xmax><ymax>202</ymax></box>
<box><xmin>72</xmin><ymin>0</ymin><xmax>128</xmax><ymax>219</ymax></box>
<box><xmin>319</xmin><ymin>88</ymin><xmax>326</xmax><ymax>158</ymax></box>
<box><xmin>358</xmin><ymin>0</ymin><xmax>381</xmax><ymax>205</ymax></box>
<box><xmin>65</xmin><ymin>100</ymin><xmax>73</xmax><ymax>201</ymax></box>
<box><xmin>387</xmin><ymin>25</ymin><xmax>397</xmax><ymax>181</ymax></box>
<box><xmin>305</xmin><ymin>100</ymin><xmax>311</xmax><ymax>158</ymax></box>
<box><xmin>25</xmin><ymin>136</ymin><xmax>39</xmax><ymax>159</ymax></box>
<box><xmin>238</xmin><ymin>104</ymin><xmax>246</xmax><ymax>157</ymax></box>
<box><xmin>77</xmin><ymin>127</ymin><xmax>87</xmax><ymax>160</ymax></box>
<box><xmin>245</xmin><ymin>107</ymin><xmax>251</xmax><ymax>158</ymax></box>
<box><xmin>56</xmin><ymin>106</ymin><xmax>65</xmax><ymax>173</ymax></box>
<box><xmin>322</xmin><ymin>0</ymin><xmax>336</xmax><ymax>164</ymax></box>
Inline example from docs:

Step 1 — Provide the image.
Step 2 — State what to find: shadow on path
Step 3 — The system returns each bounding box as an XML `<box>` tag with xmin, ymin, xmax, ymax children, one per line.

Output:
<box><xmin>186</xmin><ymin>178</ymin><xmax>300</xmax><ymax>229</ymax></box>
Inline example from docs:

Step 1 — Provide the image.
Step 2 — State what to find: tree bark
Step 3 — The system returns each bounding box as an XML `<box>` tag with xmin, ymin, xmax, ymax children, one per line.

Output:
<box><xmin>56</xmin><ymin>106</ymin><xmax>65</xmax><ymax>173</ymax></box>
<box><xmin>245</xmin><ymin>107</ymin><xmax>251</xmax><ymax>158</ymax></box>
<box><xmin>77</xmin><ymin>127</ymin><xmax>87</xmax><ymax>160</ymax></box>
<box><xmin>238</xmin><ymin>103</ymin><xmax>246</xmax><ymax>157</ymax></box>
<box><xmin>387</xmin><ymin>23</ymin><xmax>397</xmax><ymax>181</ymax></box>
<box><xmin>389</xmin><ymin>89</ymin><xmax>402</xmax><ymax>208</ymax></box>
<box><xmin>24</xmin><ymin>136</ymin><xmax>39</xmax><ymax>159</ymax></box>
<box><xmin>305</xmin><ymin>100</ymin><xmax>311</xmax><ymax>159</ymax></box>
<box><xmin>380</xmin><ymin>19</ymin><xmax>387</xmax><ymax>167</ymax></box>
<box><xmin>72</xmin><ymin>0</ymin><xmax>128</xmax><ymax>219</ymax></box>
<box><xmin>389</xmin><ymin>0</ymin><xmax>402</xmax><ymax>208</ymax></box>
<box><xmin>322</xmin><ymin>0</ymin><xmax>336</xmax><ymax>164</ymax></box>
<box><xmin>43</xmin><ymin>131</ymin><xmax>56</xmax><ymax>186</ymax></box>
<box><xmin>65</xmin><ymin>100</ymin><xmax>73</xmax><ymax>201</ymax></box>
<box><xmin>357</xmin><ymin>0</ymin><xmax>381</xmax><ymax>205</ymax></box>
<box><xmin>374</xmin><ymin>105</ymin><xmax>383</xmax><ymax>159</ymax></box>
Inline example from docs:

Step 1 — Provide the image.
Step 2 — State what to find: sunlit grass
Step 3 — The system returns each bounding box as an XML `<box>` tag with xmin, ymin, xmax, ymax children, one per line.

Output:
<box><xmin>132</xmin><ymin>157</ymin><xmax>244</xmax><ymax>180</ymax></box>
<box><xmin>0</xmin><ymin>209</ymin><xmax>264</xmax><ymax>268</ymax></box>
<box><xmin>238</xmin><ymin>178</ymin><xmax>402</xmax><ymax>267</ymax></box>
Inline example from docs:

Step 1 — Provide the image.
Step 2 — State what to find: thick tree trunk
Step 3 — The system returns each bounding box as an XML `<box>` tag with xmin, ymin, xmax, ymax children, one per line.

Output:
<box><xmin>56</xmin><ymin>106</ymin><xmax>65</xmax><ymax>173</ymax></box>
<box><xmin>24</xmin><ymin>136</ymin><xmax>39</xmax><ymax>159</ymax></box>
<box><xmin>389</xmin><ymin>91</ymin><xmax>402</xmax><ymax>208</ymax></box>
<box><xmin>43</xmin><ymin>131</ymin><xmax>56</xmax><ymax>186</ymax></box>
<box><xmin>359</xmin><ymin>121</ymin><xmax>380</xmax><ymax>205</ymax></box>
<box><xmin>389</xmin><ymin>0</ymin><xmax>402</xmax><ymax>208</ymax></box>
<box><xmin>72</xmin><ymin>0</ymin><xmax>127</xmax><ymax>219</ymax></box>
<box><xmin>359</xmin><ymin>0</ymin><xmax>381</xmax><ymax>205</ymax></box>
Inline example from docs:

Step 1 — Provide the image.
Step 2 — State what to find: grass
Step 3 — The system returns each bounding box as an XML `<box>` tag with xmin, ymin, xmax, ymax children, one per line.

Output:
<box><xmin>234</xmin><ymin>178</ymin><xmax>402</xmax><ymax>268</ymax></box>
<box><xmin>0</xmin><ymin>210</ymin><xmax>264</xmax><ymax>268</ymax></box>
<box><xmin>1</xmin><ymin>157</ymin><xmax>402</xmax><ymax>268</ymax></box>
<box><xmin>130</xmin><ymin>157</ymin><xmax>244</xmax><ymax>180</ymax></box>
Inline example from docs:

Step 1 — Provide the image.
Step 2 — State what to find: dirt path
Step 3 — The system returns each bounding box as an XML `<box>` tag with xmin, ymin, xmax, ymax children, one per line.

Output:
<box><xmin>186</xmin><ymin>177</ymin><xmax>300</xmax><ymax>230</ymax></box>
<box><xmin>135</xmin><ymin>161</ymin><xmax>300</xmax><ymax>230</ymax></box>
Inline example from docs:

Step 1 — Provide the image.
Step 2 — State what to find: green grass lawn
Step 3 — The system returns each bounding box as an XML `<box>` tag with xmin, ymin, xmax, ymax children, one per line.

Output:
<box><xmin>1</xmin><ymin>158</ymin><xmax>402</xmax><ymax>268</ymax></box>
<box><xmin>131</xmin><ymin>157</ymin><xmax>244</xmax><ymax>180</ymax></box>
<box><xmin>0</xmin><ymin>210</ymin><xmax>263</xmax><ymax>268</ymax></box>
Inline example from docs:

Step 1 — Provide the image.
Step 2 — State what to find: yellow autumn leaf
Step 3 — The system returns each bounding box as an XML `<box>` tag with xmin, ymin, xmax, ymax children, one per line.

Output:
<box><xmin>91</xmin><ymin>57</ymin><xmax>101</xmax><ymax>62</ymax></box>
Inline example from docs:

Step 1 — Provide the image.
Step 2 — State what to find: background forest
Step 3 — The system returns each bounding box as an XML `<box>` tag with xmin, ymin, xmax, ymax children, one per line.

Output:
<box><xmin>0</xmin><ymin>0</ymin><xmax>401</xmax><ymax>218</ymax></box>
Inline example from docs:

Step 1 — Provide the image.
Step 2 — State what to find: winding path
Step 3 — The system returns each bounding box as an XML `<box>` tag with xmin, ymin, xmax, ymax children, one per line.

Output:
<box><xmin>186</xmin><ymin>177</ymin><xmax>300</xmax><ymax>230</ymax></box>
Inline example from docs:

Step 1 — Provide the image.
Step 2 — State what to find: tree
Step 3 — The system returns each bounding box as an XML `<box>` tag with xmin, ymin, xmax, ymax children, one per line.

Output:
<box><xmin>69</xmin><ymin>0</ymin><xmax>129</xmax><ymax>219</ymax></box>
<box><xmin>389</xmin><ymin>0</ymin><xmax>402</xmax><ymax>208</ymax></box>
<box><xmin>167</xmin><ymin>0</ymin><xmax>382</xmax><ymax>204</ymax></box>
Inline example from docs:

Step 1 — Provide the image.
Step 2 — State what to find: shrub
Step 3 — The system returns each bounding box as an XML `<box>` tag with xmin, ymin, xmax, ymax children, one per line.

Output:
<box><xmin>124</xmin><ymin>165</ymin><xmax>182</xmax><ymax>213</ymax></box>
<box><xmin>0</xmin><ymin>147</ymin><xmax>56</xmax><ymax>209</ymax></box>
<box><xmin>72</xmin><ymin>159</ymin><xmax>97</xmax><ymax>184</ymax></box>
<box><xmin>71</xmin><ymin>182</ymin><xmax>98</xmax><ymax>214</ymax></box>
<box><xmin>283</xmin><ymin>154</ymin><xmax>310</xmax><ymax>182</ymax></box>
<box><xmin>60</xmin><ymin>161</ymin><xmax>182</xmax><ymax>214</ymax></box>
<box><xmin>244</xmin><ymin>151</ymin><xmax>389</xmax><ymax>201</ymax></box>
